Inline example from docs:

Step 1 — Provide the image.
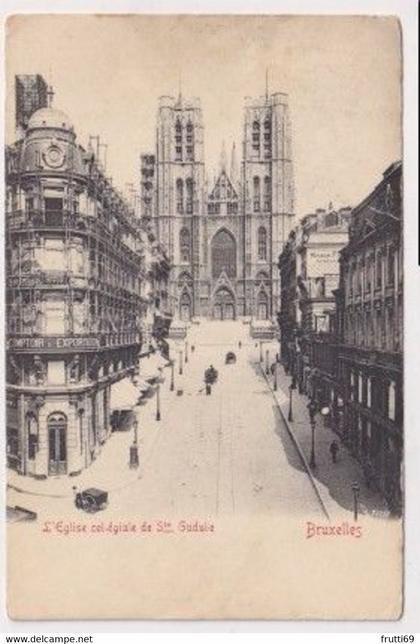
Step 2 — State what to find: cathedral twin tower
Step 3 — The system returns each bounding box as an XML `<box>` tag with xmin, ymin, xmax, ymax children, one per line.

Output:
<box><xmin>140</xmin><ymin>90</ymin><xmax>294</xmax><ymax>323</ymax></box>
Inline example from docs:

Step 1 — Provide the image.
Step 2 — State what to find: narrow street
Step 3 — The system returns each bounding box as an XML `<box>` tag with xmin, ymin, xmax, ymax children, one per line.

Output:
<box><xmin>118</xmin><ymin>321</ymin><xmax>325</xmax><ymax>518</ymax></box>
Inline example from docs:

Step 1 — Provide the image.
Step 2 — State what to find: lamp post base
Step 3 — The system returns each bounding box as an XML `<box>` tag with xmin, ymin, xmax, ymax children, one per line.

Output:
<box><xmin>129</xmin><ymin>445</ymin><xmax>139</xmax><ymax>469</ymax></box>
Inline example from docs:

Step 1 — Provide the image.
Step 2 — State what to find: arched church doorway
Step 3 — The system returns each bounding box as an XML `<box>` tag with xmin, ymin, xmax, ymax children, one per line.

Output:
<box><xmin>179</xmin><ymin>291</ymin><xmax>192</xmax><ymax>321</ymax></box>
<box><xmin>213</xmin><ymin>288</ymin><xmax>235</xmax><ymax>320</ymax></box>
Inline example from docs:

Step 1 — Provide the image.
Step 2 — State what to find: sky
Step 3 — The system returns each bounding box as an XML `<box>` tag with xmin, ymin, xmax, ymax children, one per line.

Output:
<box><xmin>6</xmin><ymin>14</ymin><xmax>402</xmax><ymax>216</ymax></box>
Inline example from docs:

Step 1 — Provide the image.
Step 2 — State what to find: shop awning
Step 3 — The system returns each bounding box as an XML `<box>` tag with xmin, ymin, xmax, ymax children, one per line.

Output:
<box><xmin>140</xmin><ymin>352</ymin><xmax>169</xmax><ymax>383</ymax></box>
<box><xmin>135</xmin><ymin>377</ymin><xmax>153</xmax><ymax>393</ymax></box>
<box><xmin>109</xmin><ymin>378</ymin><xmax>139</xmax><ymax>410</ymax></box>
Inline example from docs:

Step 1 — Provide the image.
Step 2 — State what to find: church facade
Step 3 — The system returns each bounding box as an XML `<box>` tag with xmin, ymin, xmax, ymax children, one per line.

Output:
<box><xmin>140</xmin><ymin>90</ymin><xmax>295</xmax><ymax>322</ymax></box>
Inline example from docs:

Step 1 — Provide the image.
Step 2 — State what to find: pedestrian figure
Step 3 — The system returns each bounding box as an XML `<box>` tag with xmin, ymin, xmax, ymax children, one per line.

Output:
<box><xmin>329</xmin><ymin>440</ymin><xmax>339</xmax><ymax>463</ymax></box>
<box><xmin>191</xmin><ymin>344</ymin><xmax>195</xmax><ymax>353</ymax></box>
<box><xmin>238</xmin><ymin>341</ymin><xmax>242</xmax><ymax>349</ymax></box>
<box><xmin>204</xmin><ymin>364</ymin><xmax>218</xmax><ymax>395</ymax></box>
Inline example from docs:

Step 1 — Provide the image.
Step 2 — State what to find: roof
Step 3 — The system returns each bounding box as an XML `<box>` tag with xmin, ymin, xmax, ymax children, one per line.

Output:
<box><xmin>109</xmin><ymin>378</ymin><xmax>139</xmax><ymax>410</ymax></box>
<box><xmin>208</xmin><ymin>169</ymin><xmax>238</xmax><ymax>202</ymax></box>
<box><xmin>27</xmin><ymin>107</ymin><xmax>74</xmax><ymax>132</ymax></box>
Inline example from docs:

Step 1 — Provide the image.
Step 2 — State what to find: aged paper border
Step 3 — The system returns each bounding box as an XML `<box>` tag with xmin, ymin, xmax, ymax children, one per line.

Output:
<box><xmin>0</xmin><ymin>0</ymin><xmax>418</xmax><ymax>634</ymax></box>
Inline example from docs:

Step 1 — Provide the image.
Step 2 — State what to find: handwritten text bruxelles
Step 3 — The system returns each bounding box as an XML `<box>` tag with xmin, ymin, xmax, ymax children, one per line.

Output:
<box><xmin>42</xmin><ymin>519</ymin><xmax>215</xmax><ymax>536</ymax></box>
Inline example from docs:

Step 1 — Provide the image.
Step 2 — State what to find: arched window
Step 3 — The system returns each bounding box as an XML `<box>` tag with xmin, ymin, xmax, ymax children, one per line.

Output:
<box><xmin>180</xmin><ymin>228</ymin><xmax>190</xmax><ymax>263</ymax></box>
<box><xmin>186</xmin><ymin>178</ymin><xmax>193</xmax><ymax>214</ymax></box>
<box><xmin>176</xmin><ymin>178</ymin><xmax>183</xmax><ymax>214</ymax></box>
<box><xmin>256</xmin><ymin>270</ymin><xmax>269</xmax><ymax>284</ymax></box>
<box><xmin>257</xmin><ymin>290</ymin><xmax>269</xmax><ymax>320</ymax></box>
<box><xmin>212</xmin><ymin>229</ymin><xmax>236</xmax><ymax>278</ymax></box>
<box><xmin>180</xmin><ymin>291</ymin><xmax>192</xmax><ymax>321</ymax></box>
<box><xmin>178</xmin><ymin>271</ymin><xmax>193</xmax><ymax>288</ymax></box>
<box><xmin>47</xmin><ymin>412</ymin><xmax>67</xmax><ymax>475</ymax></box>
<box><xmin>263</xmin><ymin>176</ymin><xmax>271</xmax><ymax>211</ymax></box>
<box><xmin>263</xmin><ymin>118</ymin><xmax>272</xmax><ymax>158</ymax></box>
<box><xmin>186</xmin><ymin>120</ymin><xmax>194</xmax><ymax>160</ymax></box>
<box><xmin>252</xmin><ymin>120</ymin><xmax>260</xmax><ymax>153</ymax></box>
<box><xmin>258</xmin><ymin>227</ymin><xmax>267</xmax><ymax>261</ymax></box>
<box><xmin>253</xmin><ymin>176</ymin><xmax>260</xmax><ymax>212</ymax></box>
<box><xmin>175</xmin><ymin>118</ymin><xmax>182</xmax><ymax>161</ymax></box>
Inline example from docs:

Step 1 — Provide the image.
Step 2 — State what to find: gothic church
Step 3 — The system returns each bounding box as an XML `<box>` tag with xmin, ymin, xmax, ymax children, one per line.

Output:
<box><xmin>140</xmin><ymin>90</ymin><xmax>294</xmax><ymax>322</ymax></box>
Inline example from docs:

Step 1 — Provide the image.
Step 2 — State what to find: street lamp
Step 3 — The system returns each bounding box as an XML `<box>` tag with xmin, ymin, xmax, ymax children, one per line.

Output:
<box><xmin>170</xmin><ymin>360</ymin><xmax>175</xmax><ymax>391</ymax></box>
<box><xmin>308</xmin><ymin>399</ymin><xmax>317</xmax><ymax>469</ymax></box>
<box><xmin>179</xmin><ymin>350</ymin><xmax>183</xmax><ymax>375</ymax></box>
<box><xmin>265</xmin><ymin>350</ymin><xmax>270</xmax><ymax>375</ymax></box>
<box><xmin>273</xmin><ymin>362</ymin><xmax>278</xmax><ymax>391</ymax></box>
<box><xmin>352</xmin><ymin>481</ymin><xmax>360</xmax><ymax>521</ymax></box>
<box><xmin>288</xmin><ymin>377</ymin><xmax>296</xmax><ymax>422</ymax></box>
<box><xmin>129</xmin><ymin>418</ymin><xmax>139</xmax><ymax>469</ymax></box>
<box><xmin>156</xmin><ymin>384</ymin><xmax>161</xmax><ymax>421</ymax></box>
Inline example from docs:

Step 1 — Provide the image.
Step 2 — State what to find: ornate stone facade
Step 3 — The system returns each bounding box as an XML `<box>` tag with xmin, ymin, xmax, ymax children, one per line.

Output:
<box><xmin>6</xmin><ymin>81</ymin><xmax>169</xmax><ymax>478</ymax></box>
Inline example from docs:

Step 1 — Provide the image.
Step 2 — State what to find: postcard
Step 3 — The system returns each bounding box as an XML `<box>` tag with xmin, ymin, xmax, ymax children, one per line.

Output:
<box><xmin>5</xmin><ymin>14</ymin><xmax>403</xmax><ymax>620</ymax></box>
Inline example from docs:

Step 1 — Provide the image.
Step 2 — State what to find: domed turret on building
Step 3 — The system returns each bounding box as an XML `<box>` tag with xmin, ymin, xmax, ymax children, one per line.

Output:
<box><xmin>27</xmin><ymin>107</ymin><xmax>74</xmax><ymax>133</ymax></box>
<box><xmin>6</xmin><ymin>80</ymin><xmax>156</xmax><ymax>481</ymax></box>
<box><xmin>19</xmin><ymin>103</ymin><xmax>84</xmax><ymax>176</ymax></box>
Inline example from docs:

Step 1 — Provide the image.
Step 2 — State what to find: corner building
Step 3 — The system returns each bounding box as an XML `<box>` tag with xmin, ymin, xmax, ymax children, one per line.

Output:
<box><xmin>6</xmin><ymin>106</ymin><xmax>147</xmax><ymax>478</ymax></box>
<box><xmin>141</xmin><ymin>91</ymin><xmax>294</xmax><ymax>321</ymax></box>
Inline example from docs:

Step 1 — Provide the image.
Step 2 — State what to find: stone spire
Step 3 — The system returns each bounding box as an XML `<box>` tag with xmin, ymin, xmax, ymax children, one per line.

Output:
<box><xmin>230</xmin><ymin>141</ymin><xmax>238</xmax><ymax>186</ymax></box>
<box><xmin>220</xmin><ymin>140</ymin><xmax>227</xmax><ymax>172</ymax></box>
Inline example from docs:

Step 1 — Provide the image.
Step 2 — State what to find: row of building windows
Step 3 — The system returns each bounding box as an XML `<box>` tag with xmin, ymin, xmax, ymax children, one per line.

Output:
<box><xmin>345</xmin><ymin>244</ymin><xmax>401</xmax><ymax>298</ymax></box>
<box><xmin>207</xmin><ymin>202</ymin><xmax>238</xmax><ymax>215</ymax></box>
<box><xmin>21</xmin><ymin>192</ymin><xmax>138</xmax><ymax>251</ymax></box>
<box><xmin>7</xmin><ymin>294</ymin><xmax>139</xmax><ymax>336</ymax></box>
<box><xmin>344</xmin><ymin>302</ymin><xmax>401</xmax><ymax>352</ymax></box>
<box><xmin>13</xmin><ymin>406</ymin><xmax>106</xmax><ymax>462</ymax></box>
<box><xmin>175</xmin><ymin>176</ymin><xmax>272</xmax><ymax>214</ymax></box>
<box><xmin>9</xmin><ymin>239</ymin><xmax>141</xmax><ymax>294</ymax></box>
<box><xmin>252</xmin><ymin>119</ymin><xmax>272</xmax><ymax>158</ymax></box>
<box><xmin>176</xmin><ymin>178</ymin><xmax>194</xmax><ymax>214</ymax></box>
<box><xmin>348</xmin><ymin>369</ymin><xmax>397</xmax><ymax>422</ymax></box>
<box><xmin>175</xmin><ymin>118</ymin><xmax>194</xmax><ymax>161</ymax></box>
<box><xmin>253</xmin><ymin>176</ymin><xmax>271</xmax><ymax>212</ymax></box>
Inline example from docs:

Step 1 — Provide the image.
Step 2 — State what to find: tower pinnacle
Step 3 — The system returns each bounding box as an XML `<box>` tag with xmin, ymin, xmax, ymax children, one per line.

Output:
<box><xmin>220</xmin><ymin>140</ymin><xmax>227</xmax><ymax>172</ymax></box>
<box><xmin>230</xmin><ymin>141</ymin><xmax>238</xmax><ymax>186</ymax></box>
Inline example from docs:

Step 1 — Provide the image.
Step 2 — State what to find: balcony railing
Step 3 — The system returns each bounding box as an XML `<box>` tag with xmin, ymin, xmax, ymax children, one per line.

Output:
<box><xmin>8</xmin><ymin>270</ymin><xmax>88</xmax><ymax>289</ymax></box>
<box><xmin>7</xmin><ymin>210</ymin><xmax>139</xmax><ymax>251</ymax></box>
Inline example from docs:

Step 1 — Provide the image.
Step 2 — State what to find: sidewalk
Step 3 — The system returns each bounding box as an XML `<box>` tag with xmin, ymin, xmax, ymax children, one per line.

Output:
<box><xmin>266</xmin><ymin>364</ymin><xmax>390</xmax><ymax>520</ymax></box>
